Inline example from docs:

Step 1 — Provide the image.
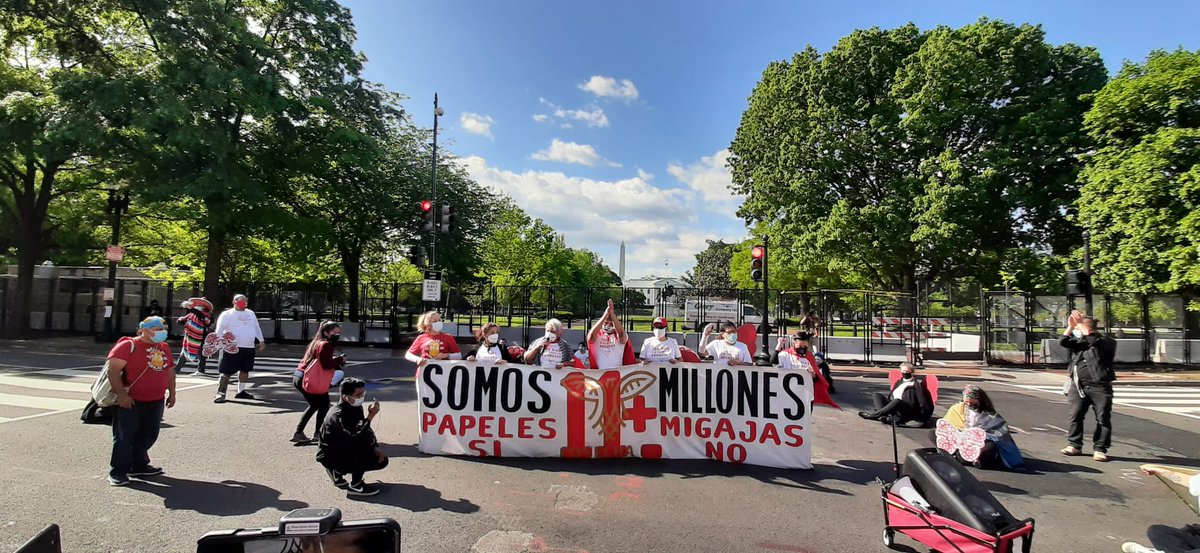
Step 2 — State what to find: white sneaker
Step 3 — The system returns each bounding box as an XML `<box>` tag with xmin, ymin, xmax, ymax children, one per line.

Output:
<box><xmin>1122</xmin><ymin>542</ymin><xmax>1163</xmax><ymax>553</ymax></box>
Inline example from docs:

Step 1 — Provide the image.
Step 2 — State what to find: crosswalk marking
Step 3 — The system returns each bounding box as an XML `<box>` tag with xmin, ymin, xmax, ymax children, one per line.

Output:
<box><xmin>0</xmin><ymin>356</ymin><xmax>379</xmax><ymax>425</ymax></box>
<box><xmin>1007</xmin><ymin>384</ymin><xmax>1200</xmax><ymax>420</ymax></box>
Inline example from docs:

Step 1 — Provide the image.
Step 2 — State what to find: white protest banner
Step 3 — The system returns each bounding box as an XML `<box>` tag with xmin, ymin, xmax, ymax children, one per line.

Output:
<box><xmin>417</xmin><ymin>362</ymin><xmax>815</xmax><ymax>469</ymax></box>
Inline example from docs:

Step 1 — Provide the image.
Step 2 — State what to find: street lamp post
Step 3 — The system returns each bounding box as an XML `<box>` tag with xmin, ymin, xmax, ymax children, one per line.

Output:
<box><xmin>1083</xmin><ymin>230</ymin><xmax>1093</xmax><ymax>316</ymax></box>
<box><xmin>102</xmin><ymin>183</ymin><xmax>130</xmax><ymax>342</ymax></box>
<box><xmin>425</xmin><ymin>94</ymin><xmax>445</xmax><ymax>313</ymax></box>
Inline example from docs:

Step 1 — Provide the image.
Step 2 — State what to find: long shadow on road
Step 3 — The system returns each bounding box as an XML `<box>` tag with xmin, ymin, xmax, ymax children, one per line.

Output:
<box><xmin>129</xmin><ymin>476</ymin><xmax>308</xmax><ymax>516</ymax></box>
<box><xmin>350</xmin><ymin>482</ymin><xmax>480</xmax><ymax>513</ymax></box>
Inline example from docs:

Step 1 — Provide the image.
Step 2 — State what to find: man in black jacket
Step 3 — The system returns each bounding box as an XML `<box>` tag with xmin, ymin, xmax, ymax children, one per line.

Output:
<box><xmin>858</xmin><ymin>362</ymin><xmax>933</xmax><ymax>425</ymax></box>
<box><xmin>317</xmin><ymin>378</ymin><xmax>388</xmax><ymax>496</ymax></box>
<box><xmin>1059</xmin><ymin>310</ymin><xmax>1117</xmax><ymax>462</ymax></box>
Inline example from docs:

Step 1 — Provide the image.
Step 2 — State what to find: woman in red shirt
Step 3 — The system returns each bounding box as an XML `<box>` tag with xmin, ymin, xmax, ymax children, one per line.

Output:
<box><xmin>404</xmin><ymin>311</ymin><xmax>461</xmax><ymax>365</ymax></box>
<box><xmin>292</xmin><ymin>321</ymin><xmax>346</xmax><ymax>443</ymax></box>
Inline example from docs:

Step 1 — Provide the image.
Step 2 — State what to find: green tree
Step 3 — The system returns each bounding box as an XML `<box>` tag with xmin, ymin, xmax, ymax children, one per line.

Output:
<box><xmin>1076</xmin><ymin>49</ymin><xmax>1200</xmax><ymax>295</ymax></box>
<box><xmin>683</xmin><ymin>239</ymin><xmax>736</xmax><ymax>290</ymax></box>
<box><xmin>729</xmin><ymin>19</ymin><xmax>1106</xmax><ymax>293</ymax></box>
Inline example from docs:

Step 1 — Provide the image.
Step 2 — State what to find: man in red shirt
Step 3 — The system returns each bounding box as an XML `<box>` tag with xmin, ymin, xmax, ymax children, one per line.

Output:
<box><xmin>106</xmin><ymin>316</ymin><xmax>177</xmax><ymax>486</ymax></box>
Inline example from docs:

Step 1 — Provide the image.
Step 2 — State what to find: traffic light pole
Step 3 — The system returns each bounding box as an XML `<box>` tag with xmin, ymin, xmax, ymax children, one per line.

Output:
<box><xmin>756</xmin><ymin>235</ymin><xmax>771</xmax><ymax>366</ymax></box>
<box><xmin>1083</xmin><ymin>230</ymin><xmax>1093</xmax><ymax>316</ymax></box>
<box><xmin>429</xmin><ymin>93</ymin><xmax>440</xmax><ymax>272</ymax></box>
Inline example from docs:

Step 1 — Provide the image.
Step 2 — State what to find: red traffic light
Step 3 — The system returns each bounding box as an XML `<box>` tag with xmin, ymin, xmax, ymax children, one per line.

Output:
<box><xmin>420</xmin><ymin>200</ymin><xmax>433</xmax><ymax>212</ymax></box>
<box><xmin>751</xmin><ymin>246</ymin><xmax>765</xmax><ymax>259</ymax></box>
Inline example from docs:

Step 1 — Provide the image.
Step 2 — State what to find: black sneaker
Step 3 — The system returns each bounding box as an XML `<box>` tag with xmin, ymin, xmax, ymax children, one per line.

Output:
<box><xmin>346</xmin><ymin>481</ymin><xmax>379</xmax><ymax>496</ymax></box>
<box><xmin>213</xmin><ymin>394</ymin><xmax>226</xmax><ymax>404</ymax></box>
<box><xmin>291</xmin><ymin>431</ymin><xmax>311</xmax><ymax>443</ymax></box>
<box><xmin>857</xmin><ymin>411</ymin><xmax>875</xmax><ymax>420</ymax></box>
<box><xmin>327</xmin><ymin>468</ymin><xmax>349</xmax><ymax>489</ymax></box>
<box><xmin>234</xmin><ymin>391</ymin><xmax>255</xmax><ymax>400</ymax></box>
<box><xmin>128</xmin><ymin>466</ymin><xmax>164</xmax><ymax>477</ymax></box>
<box><xmin>108</xmin><ymin>474</ymin><xmax>130</xmax><ymax>486</ymax></box>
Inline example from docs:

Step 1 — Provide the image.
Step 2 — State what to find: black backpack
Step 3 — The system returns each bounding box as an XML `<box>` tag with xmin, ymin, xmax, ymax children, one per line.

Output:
<box><xmin>80</xmin><ymin>399</ymin><xmax>113</xmax><ymax>425</ymax></box>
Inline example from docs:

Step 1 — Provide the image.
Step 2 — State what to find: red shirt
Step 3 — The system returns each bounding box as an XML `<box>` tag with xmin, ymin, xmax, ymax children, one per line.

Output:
<box><xmin>108</xmin><ymin>338</ymin><xmax>172</xmax><ymax>403</ymax></box>
<box><xmin>407</xmin><ymin>333</ymin><xmax>460</xmax><ymax>359</ymax></box>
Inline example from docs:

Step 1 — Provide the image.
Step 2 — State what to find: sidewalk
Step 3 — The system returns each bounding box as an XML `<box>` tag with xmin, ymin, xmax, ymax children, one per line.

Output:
<box><xmin>0</xmin><ymin>335</ymin><xmax>401</xmax><ymax>361</ymax></box>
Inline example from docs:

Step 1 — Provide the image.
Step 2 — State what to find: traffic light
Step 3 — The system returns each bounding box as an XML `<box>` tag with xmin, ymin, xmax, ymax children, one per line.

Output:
<box><xmin>750</xmin><ymin>245</ymin><xmax>765</xmax><ymax>282</ymax></box>
<box><xmin>410</xmin><ymin>245</ymin><xmax>427</xmax><ymax>268</ymax></box>
<box><xmin>1066</xmin><ymin>270</ymin><xmax>1092</xmax><ymax>297</ymax></box>
<box><xmin>439</xmin><ymin>204</ymin><xmax>454</xmax><ymax>235</ymax></box>
<box><xmin>420</xmin><ymin>200</ymin><xmax>434</xmax><ymax>232</ymax></box>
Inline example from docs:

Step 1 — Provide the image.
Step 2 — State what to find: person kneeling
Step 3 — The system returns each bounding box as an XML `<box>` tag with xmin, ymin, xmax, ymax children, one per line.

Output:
<box><xmin>317</xmin><ymin>378</ymin><xmax>387</xmax><ymax>497</ymax></box>
<box><xmin>858</xmin><ymin>362</ymin><xmax>933</xmax><ymax>426</ymax></box>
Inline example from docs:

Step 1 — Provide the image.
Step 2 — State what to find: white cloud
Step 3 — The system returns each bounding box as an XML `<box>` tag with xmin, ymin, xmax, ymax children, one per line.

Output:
<box><xmin>667</xmin><ymin>149</ymin><xmax>740</xmax><ymax>203</ymax></box>
<box><xmin>531</xmin><ymin>139</ymin><xmax>620</xmax><ymax>167</ymax></box>
<box><xmin>578</xmin><ymin>75</ymin><xmax>639</xmax><ymax>101</ymax></box>
<box><xmin>462</xmin><ymin>154</ymin><xmax>747</xmax><ymax>279</ymax></box>
<box><xmin>553</xmin><ymin>106</ymin><xmax>609</xmax><ymax>128</ymax></box>
<box><xmin>460</xmin><ymin>112</ymin><xmax>494</xmax><ymax>139</ymax></box>
<box><xmin>532</xmin><ymin>114</ymin><xmax>549</xmax><ymax>123</ymax></box>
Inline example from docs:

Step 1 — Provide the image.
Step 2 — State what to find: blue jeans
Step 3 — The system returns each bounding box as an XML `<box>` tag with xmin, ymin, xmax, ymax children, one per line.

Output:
<box><xmin>110</xmin><ymin>400</ymin><xmax>165</xmax><ymax>478</ymax></box>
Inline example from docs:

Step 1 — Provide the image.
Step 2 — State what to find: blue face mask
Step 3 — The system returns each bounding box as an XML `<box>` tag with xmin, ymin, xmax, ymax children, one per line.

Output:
<box><xmin>151</xmin><ymin>330</ymin><xmax>168</xmax><ymax>343</ymax></box>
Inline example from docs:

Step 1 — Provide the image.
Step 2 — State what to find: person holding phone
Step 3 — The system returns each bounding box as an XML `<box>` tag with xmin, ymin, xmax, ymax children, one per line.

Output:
<box><xmin>317</xmin><ymin>378</ymin><xmax>387</xmax><ymax>497</ymax></box>
<box><xmin>1059</xmin><ymin>309</ymin><xmax>1117</xmax><ymax>462</ymax></box>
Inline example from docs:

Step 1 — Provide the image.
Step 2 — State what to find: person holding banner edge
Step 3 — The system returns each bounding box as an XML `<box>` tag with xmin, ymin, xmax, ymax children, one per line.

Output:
<box><xmin>588</xmin><ymin>299</ymin><xmax>636</xmax><ymax>369</ymax></box>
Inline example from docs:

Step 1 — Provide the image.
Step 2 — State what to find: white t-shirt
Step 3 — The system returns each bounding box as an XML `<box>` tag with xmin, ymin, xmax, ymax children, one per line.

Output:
<box><xmin>705</xmin><ymin>340</ymin><xmax>752</xmax><ymax>366</ymax></box>
<box><xmin>214</xmin><ymin>309</ymin><xmax>264</xmax><ymax>348</ymax></box>
<box><xmin>593</xmin><ymin>332</ymin><xmax>627</xmax><ymax>369</ymax></box>
<box><xmin>640</xmin><ymin>337</ymin><xmax>681</xmax><ymax>363</ymax></box>
<box><xmin>777</xmin><ymin>350</ymin><xmax>814</xmax><ymax>373</ymax></box>
<box><xmin>529</xmin><ymin>337</ymin><xmax>567</xmax><ymax>369</ymax></box>
<box><xmin>474</xmin><ymin>345</ymin><xmax>504</xmax><ymax>365</ymax></box>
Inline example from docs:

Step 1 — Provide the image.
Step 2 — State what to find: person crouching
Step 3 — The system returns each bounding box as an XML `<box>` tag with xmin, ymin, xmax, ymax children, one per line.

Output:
<box><xmin>317</xmin><ymin>378</ymin><xmax>387</xmax><ymax>497</ymax></box>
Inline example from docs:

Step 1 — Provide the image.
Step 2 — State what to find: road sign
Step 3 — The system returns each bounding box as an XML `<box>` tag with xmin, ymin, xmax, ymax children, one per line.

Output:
<box><xmin>102</xmin><ymin>288</ymin><xmax>115</xmax><ymax>301</ymax></box>
<box><xmin>422</xmin><ymin>278</ymin><xmax>442</xmax><ymax>302</ymax></box>
<box><xmin>423</xmin><ymin>270</ymin><xmax>442</xmax><ymax>281</ymax></box>
<box><xmin>105</xmin><ymin>245</ymin><xmax>125</xmax><ymax>263</ymax></box>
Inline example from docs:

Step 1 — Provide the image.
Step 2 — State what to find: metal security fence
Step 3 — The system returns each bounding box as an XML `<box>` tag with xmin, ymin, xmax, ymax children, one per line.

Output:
<box><xmin>1</xmin><ymin>275</ymin><xmax>1195</xmax><ymax>366</ymax></box>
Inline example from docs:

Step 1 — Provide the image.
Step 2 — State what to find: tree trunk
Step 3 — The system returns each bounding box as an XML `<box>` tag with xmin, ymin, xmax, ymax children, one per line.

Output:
<box><xmin>8</xmin><ymin>244</ymin><xmax>38</xmax><ymax>337</ymax></box>
<box><xmin>203</xmin><ymin>227</ymin><xmax>225</xmax><ymax>301</ymax></box>
<box><xmin>338</xmin><ymin>242</ymin><xmax>362</xmax><ymax>323</ymax></box>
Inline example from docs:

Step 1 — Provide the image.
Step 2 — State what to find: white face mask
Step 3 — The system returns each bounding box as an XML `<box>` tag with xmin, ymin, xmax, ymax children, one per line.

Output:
<box><xmin>653</xmin><ymin>328</ymin><xmax>666</xmax><ymax>338</ymax></box>
<box><xmin>545</xmin><ymin>332</ymin><xmax>557</xmax><ymax>343</ymax></box>
<box><xmin>431</xmin><ymin>321</ymin><xmax>444</xmax><ymax>333</ymax></box>
<box><xmin>486</xmin><ymin>333</ymin><xmax>499</xmax><ymax>344</ymax></box>
<box><xmin>603</xmin><ymin>324</ymin><xmax>616</xmax><ymax>334</ymax></box>
<box><xmin>1071</xmin><ymin>329</ymin><xmax>1083</xmax><ymax>339</ymax></box>
<box><xmin>349</xmin><ymin>396</ymin><xmax>365</xmax><ymax>407</ymax></box>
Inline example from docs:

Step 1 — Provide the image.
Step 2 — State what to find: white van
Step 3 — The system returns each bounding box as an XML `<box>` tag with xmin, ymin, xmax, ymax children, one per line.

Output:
<box><xmin>682</xmin><ymin>299</ymin><xmax>766</xmax><ymax>329</ymax></box>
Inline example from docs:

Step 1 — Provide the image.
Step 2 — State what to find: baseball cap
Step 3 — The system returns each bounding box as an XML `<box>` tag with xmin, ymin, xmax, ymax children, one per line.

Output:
<box><xmin>652</xmin><ymin>317</ymin><xmax>668</xmax><ymax>329</ymax></box>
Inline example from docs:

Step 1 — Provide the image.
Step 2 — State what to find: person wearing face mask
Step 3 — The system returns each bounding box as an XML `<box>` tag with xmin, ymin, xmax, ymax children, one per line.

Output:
<box><xmin>404</xmin><ymin>311</ymin><xmax>462</xmax><ymax>365</ymax></box>
<box><xmin>292</xmin><ymin>321</ymin><xmax>347</xmax><ymax>444</ymax></box>
<box><xmin>466</xmin><ymin>322</ymin><xmax>517</xmax><ymax>365</ymax></box>
<box><xmin>588</xmin><ymin>299</ymin><xmax>636</xmax><ymax>369</ymax></box>
<box><xmin>932</xmin><ymin>384</ymin><xmax>1023</xmax><ymax>470</ymax></box>
<box><xmin>858</xmin><ymin>362</ymin><xmax>933</xmax><ymax>425</ymax></box>
<box><xmin>523</xmin><ymin>319</ymin><xmax>575</xmax><ymax>369</ymax></box>
<box><xmin>1059</xmin><ymin>309</ymin><xmax>1117</xmax><ymax>462</ymax></box>
<box><xmin>104</xmin><ymin>316</ymin><xmax>177</xmax><ymax>486</ymax></box>
<box><xmin>212</xmin><ymin>294</ymin><xmax>265</xmax><ymax>403</ymax></box>
<box><xmin>699</xmin><ymin>321</ymin><xmax>753</xmax><ymax>367</ymax></box>
<box><xmin>640</xmin><ymin>317</ymin><xmax>681</xmax><ymax>365</ymax></box>
<box><xmin>773</xmin><ymin>331</ymin><xmax>840</xmax><ymax>409</ymax></box>
<box><xmin>316</xmin><ymin>378</ymin><xmax>386</xmax><ymax>497</ymax></box>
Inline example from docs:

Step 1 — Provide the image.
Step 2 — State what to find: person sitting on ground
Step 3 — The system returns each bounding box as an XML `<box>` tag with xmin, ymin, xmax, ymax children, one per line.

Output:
<box><xmin>699</xmin><ymin>321</ymin><xmax>753</xmax><ymax>366</ymax></box>
<box><xmin>640</xmin><ymin>317</ymin><xmax>681</xmax><ymax>365</ymax></box>
<box><xmin>858</xmin><ymin>362</ymin><xmax>933</xmax><ymax>425</ymax></box>
<box><xmin>523</xmin><ymin>319</ymin><xmax>574</xmax><ymax>369</ymax></box>
<box><xmin>465</xmin><ymin>322</ymin><xmax>517</xmax><ymax>365</ymax></box>
<box><xmin>587</xmin><ymin>299</ymin><xmax>635</xmax><ymax>369</ymax></box>
<box><xmin>404</xmin><ymin>311</ymin><xmax>462</xmax><ymax>366</ymax></box>
<box><xmin>1122</xmin><ymin>524</ymin><xmax>1200</xmax><ymax>553</ymax></box>
<box><xmin>933</xmin><ymin>384</ymin><xmax>1024</xmax><ymax>470</ymax></box>
<box><xmin>317</xmin><ymin>378</ymin><xmax>387</xmax><ymax>497</ymax></box>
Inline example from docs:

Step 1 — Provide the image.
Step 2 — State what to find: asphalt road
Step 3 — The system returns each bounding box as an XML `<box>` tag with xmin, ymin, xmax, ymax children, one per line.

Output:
<box><xmin>0</xmin><ymin>347</ymin><xmax>1196</xmax><ymax>553</ymax></box>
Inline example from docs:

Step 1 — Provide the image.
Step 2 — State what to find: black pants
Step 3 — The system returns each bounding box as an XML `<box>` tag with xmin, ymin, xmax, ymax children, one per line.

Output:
<box><xmin>330</xmin><ymin>455</ymin><xmax>390</xmax><ymax>484</ymax></box>
<box><xmin>111</xmin><ymin>400</ymin><xmax>165</xmax><ymax>478</ymax></box>
<box><xmin>295</xmin><ymin>379</ymin><xmax>330</xmax><ymax>436</ymax></box>
<box><xmin>173</xmin><ymin>351</ymin><xmax>208</xmax><ymax>373</ymax></box>
<box><xmin>870</xmin><ymin>393</ymin><xmax>917</xmax><ymax>421</ymax></box>
<box><xmin>1066</xmin><ymin>382</ymin><xmax>1113</xmax><ymax>452</ymax></box>
<box><xmin>1147</xmin><ymin>524</ymin><xmax>1200</xmax><ymax>553</ymax></box>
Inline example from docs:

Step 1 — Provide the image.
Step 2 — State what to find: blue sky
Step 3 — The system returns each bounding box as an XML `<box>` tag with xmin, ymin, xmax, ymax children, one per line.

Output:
<box><xmin>339</xmin><ymin>0</ymin><xmax>1200</xmax><ymax>280</ymax></box>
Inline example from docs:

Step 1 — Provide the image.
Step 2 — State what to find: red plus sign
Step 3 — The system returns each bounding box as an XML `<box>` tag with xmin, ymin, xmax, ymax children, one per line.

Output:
<box><xmin>622</xmin><ymin>395</ymin><xmax>658</xmax><ymax>433</ymax></box>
